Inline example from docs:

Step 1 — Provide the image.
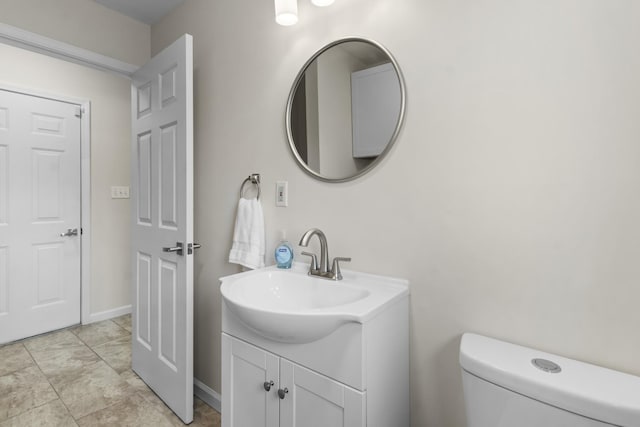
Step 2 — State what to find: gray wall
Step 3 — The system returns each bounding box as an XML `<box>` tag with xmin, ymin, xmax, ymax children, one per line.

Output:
<box><xmin>152</xmin><ymin>0</ymin><xmax>640</xmax><ymax>425</ymax></box>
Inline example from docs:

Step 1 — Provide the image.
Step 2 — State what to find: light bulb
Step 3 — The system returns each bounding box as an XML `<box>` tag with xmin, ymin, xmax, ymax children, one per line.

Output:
<box><xmin>311</xmin><ymin>0</ymin><xmax>334</xmax><ymax>6</ymax></box>
<box><xmin>275</xmin><ymin>0</ymin><xmax>298</xmax><ymax>26</ymax></box>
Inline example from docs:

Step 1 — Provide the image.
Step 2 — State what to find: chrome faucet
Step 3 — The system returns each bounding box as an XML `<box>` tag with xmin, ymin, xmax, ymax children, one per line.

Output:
<box><xmin>299</xmin><ymin>228</ymin><xmax>329</xmax><ymax>274</ymax></box>
<box><xmin>299</xmin><ymin>228</ymin><xmax>351</xmax><ymax>280</ymax></box>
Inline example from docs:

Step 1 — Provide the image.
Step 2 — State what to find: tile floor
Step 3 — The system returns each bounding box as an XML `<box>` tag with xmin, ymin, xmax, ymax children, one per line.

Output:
<box><xmin>0</xmin><ymin>315</ymin><xmax>221</xmax><ymax>426</ymax></box>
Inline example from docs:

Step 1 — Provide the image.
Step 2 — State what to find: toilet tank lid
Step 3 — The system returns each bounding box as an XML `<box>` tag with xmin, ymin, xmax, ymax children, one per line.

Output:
<box><xmin>459</xmin><ymin>333</ymin><xmax>640</xmax><ymax>427</ymax></box>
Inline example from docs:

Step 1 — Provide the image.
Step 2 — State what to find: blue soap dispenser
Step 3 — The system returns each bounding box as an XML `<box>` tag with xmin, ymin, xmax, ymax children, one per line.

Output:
<box><xmin>275</xmin><ymin>230</ymin><xmax>294</xmax><ymax>269</ymax></box>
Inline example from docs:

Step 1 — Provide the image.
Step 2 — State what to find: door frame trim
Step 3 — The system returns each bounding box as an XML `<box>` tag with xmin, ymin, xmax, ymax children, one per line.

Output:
<box><xmin>0</xmin><ymin>83</ymin><xmax>91</xmax><ymax>325</ymax></box>
<box><xmin>0</xmin><ymin>23</ymin><xmax>137</xmax><ymax>78</ymax></box>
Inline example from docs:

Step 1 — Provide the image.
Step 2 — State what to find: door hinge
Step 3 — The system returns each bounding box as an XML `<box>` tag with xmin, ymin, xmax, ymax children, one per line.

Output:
<box><xmin>75</xmin><ymin>106</ymin><xmax>83</xmax><ymax>118</ymax></box>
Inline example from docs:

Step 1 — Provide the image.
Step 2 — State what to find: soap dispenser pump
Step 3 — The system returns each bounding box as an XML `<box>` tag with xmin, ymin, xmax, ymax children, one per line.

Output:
<box><xmin>275</xmin><ymin>230</ymin><xmax>294</xmax><ymax>269</ymax></box>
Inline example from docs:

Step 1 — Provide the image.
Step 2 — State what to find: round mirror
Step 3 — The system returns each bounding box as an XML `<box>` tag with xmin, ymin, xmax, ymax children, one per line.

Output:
<box><xmin>286</xmin><ymin>38</ymin><xmax>406</xmax><ymax>182</ymax></box>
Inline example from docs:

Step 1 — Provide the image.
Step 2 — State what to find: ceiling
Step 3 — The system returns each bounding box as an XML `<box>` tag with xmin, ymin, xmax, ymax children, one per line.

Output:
<box><xmin>94</xmin><ymin>0</ymin><xmax>185</xmax><ymax>25</ymax></box>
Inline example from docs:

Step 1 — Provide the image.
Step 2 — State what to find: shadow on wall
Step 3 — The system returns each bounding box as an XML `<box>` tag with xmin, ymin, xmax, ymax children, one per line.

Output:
<box><xmin>437</xmin><ymin>335</ymin><xmax>467</xmax><ymax>426</ymax></box>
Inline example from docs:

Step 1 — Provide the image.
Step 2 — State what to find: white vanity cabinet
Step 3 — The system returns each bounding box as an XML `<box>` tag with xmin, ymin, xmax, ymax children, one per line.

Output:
<box><xmin>221</xmin><ymin>295</ymin><xmax>409</xmax><ymax>427</ymax></box>
<box><xmin>222</xmin><ymin>334</ymin><xmax>365</xmax><ymax>427</ymax></box>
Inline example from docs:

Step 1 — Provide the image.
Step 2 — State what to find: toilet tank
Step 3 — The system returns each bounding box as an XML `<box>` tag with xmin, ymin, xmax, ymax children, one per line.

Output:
<box><xmin>459</xmin><ymin>333</ymin><xmax>640</xmax><ymax>427</ymax></box>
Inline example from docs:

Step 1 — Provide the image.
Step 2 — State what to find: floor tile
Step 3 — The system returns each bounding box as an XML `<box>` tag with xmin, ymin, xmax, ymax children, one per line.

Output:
<box><xmin>162</xmin><ymin>398</ymin><xmax>221</xmax><ymax>427</ymax></box>
<box><xmin>29</xmin><ymin>346</ymin><xmax>101</xmax><ymax>386</ymax></box>
<box><xmin>119</xmin><ymin>369</ymin><xmax>146</xmax><ymax>392</ymax></box>
<box><xmin>119</xmin><ymin>369</ymin><xmax>141</xmax><ymax>385</ymax></box>
<box><xmin>0</xmin><ymin>399</ymin><xmax>77</xmax><ymax>427</ymax></box>
<box><xmin>53</xmin><ymin>361</ymin><xmax>132</xmax><ymax>420</ymax></box>
<box><xmin>119</xmin><ymin>372</ymin><xmax>220</xmax><ymax>426</ymax></box>
<box><xmin>0</xmin><ymin>344</ymin><xmax>34</xmax><ymax>377</ymax></box>
<box><xmin>23</xmin><ymin>330</ymin><xmax>84</xmax><ymax>353</ymax></box>
<box><xmin>91</xmin><ymin>336</ymin><xmax>131</xmax><ymax>374</ymax></box>
<box><xmin>193</xmin><ymin>398</ymin><xmax>221</xmax><ymax>427</ymax></box>
<box><xmin>70</xmin><ymin>320</ymin><xmax>129</xmax><ymax>348</ymax></box>
<box><xmin>121</xmin><ymin>372</ymin><xmax>176</xmax><ymax>420</ymax></box>
<box><xmin>0</xmin><ymin>366</ymin><xmax>58</xmax><ymax>422</ymax></box>
<box><xmin>76</xmin><ymin>393</ymin><xmax>173</xmax><ymax>427</ymax></box>
<box><xmin>112</xmin><ymin>314</ymin><xmax>132</xmax><ymax>333</ymax></box>
<box><xmin>0</xmin><ymin>323</ymin><xmax>220</xmax><ymax>426</ymax></box>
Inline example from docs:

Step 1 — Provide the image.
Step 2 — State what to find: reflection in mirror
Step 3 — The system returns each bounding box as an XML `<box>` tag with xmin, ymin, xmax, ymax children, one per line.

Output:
<box><xmin>286</xmin><ymin>38</ymin><xmax>405</xmax><ymax>182</ymax></box>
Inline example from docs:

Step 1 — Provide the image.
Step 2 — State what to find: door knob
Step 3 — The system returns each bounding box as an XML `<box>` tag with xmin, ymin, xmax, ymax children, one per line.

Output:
<box><xmin>163</xmin><ymin>242</ymin><xmax>184</xmax><ymax>256</ymax></box>
<box><xmin>263</xmin><ymin>381</ymin><xmax>274</xmax><ymax>392</ymax></box>
<box><xmin>187</xmin><ymin>243</ymin><xmax>201</xmax><ymax>255</ymax></box>
<box><xmin>60</xmin><ymin>228</ymin><xmax>79</xmax><ymax>237</ymax></box>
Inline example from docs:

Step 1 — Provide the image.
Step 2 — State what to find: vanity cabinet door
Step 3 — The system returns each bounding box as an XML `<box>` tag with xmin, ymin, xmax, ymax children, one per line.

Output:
<box><xmin>222</xmin><ymin>334</ymin><xmax>280</xmax><ymax>427</ymax></box>
<box><xmin>279</xmin><ymin>359</ymin><xmax>366</xmax><ymax>427</ymax></box>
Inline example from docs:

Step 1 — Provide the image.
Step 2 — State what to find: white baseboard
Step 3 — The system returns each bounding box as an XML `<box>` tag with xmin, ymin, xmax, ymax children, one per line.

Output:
<box><xmin>87</xmin><ymin>305</ymin><xmax>132</xmax><ymax>324</ymax></box>
<box><xmin>194</xmin><ymin>378</ymin><xmax>221</xmax><ymax>413</ymax></box>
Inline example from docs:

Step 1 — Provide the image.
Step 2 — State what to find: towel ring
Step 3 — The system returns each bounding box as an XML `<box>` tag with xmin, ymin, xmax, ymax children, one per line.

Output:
<box><xmin>240</xmin><ymin>174</ymin><xmax>261</xmax><ymax>200</ymax></box>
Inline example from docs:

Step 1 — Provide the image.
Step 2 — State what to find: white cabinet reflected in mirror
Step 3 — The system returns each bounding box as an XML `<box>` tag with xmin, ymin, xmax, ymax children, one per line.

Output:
<box><xmin>286</xmin><ymin>38</ymin><xmax>406</xmax><ymax>182</ymax></box>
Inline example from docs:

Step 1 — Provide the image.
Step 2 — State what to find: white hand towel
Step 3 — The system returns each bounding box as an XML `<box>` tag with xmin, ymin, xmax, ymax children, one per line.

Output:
<box><xmin>228</xmin><ymin>197</ymin><xmax>265</xmax><ymax>270</ymax></box>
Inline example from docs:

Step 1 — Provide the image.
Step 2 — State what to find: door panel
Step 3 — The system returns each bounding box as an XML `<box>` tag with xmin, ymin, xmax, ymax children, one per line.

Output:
<box><xmin>136</xmin><ymin>132</ymin><xmax>152</xmax><ymax>224</ymax></box>
<box><xmin>32</xmin><ymin>243</ymin><xmax>64</xmax><ymax>306</ymax></box>
<box><xmin>32</xmin><ymin>150</ymin><xmax>63</xmax><ymax>219</ymax></box>
<box><xmin>136</xmin><ymin>252</ymin><xmax>152</xmax><ymax>348</ymax></box>
<box><xmin>0</xmin><ymin>246</ymin><xmax>7</xmax><ymax>315</ymax></box>
<box><xmin>0</xmin><ymin>144</ymin><xmax>7</xmax><ymax>224</ymax></box>
<box><xmin>0</xmin><ymin>89</ymin><xmax>81</xmax><ymax>344</ymax></box>
<box><xmin>0</xmin><ymin>107</ymin><xmax>7</xmax><ymax>129</ymax></box>
<box><xmin>160</xmin><ymin>124</ymin><xmax>178</xmax><ymax>229</ymax></box>
<box><xmin>131</xmin><ymin>34</ymin><xmax>194</xmax><ymax>424</ymax></box>
<box><xmin>159</xmin><ymin>258</ymin><xmax>177</xmax><ymax>369</ymax></box>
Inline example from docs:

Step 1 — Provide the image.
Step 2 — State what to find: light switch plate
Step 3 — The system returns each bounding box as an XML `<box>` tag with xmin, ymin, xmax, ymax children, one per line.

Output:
<box><xmin>276</xmin><ymin>181</ymin><xmax>288</xmax><ymax>207</ymax></box>
<box><xmin>111</xmin><ymin>186</ymin><xmax>130</xmax><ymax>199</ymax></box>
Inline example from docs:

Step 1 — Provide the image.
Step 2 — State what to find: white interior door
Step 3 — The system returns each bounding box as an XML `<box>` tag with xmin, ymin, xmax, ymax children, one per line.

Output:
<box><xmin>130</xmin><ymin>34</ymin><xmax>194</xmax><ymax>424</ymax></box>
<box><xmin>0</xmin><ymin>88</ymin><xmax>81</xmax><ymax>345</ymax></box>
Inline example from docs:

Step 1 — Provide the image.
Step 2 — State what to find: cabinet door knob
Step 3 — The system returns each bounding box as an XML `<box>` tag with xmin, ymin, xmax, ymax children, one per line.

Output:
<box><xmin>278</xmin><ymin>387</ymin><xmax>289</xmax><ymax>399</ymax></box>
<box><xmin>263</xmin><ymin>381</ymin><xmax>274</xmax><ymax>391</ymax></box>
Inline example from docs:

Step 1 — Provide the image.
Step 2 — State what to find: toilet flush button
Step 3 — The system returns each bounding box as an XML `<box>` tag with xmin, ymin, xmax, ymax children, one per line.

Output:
<box><xmin>532</xmin><ymin>358</ymin><xmax>562</xmax><ymax>373</ymax></box>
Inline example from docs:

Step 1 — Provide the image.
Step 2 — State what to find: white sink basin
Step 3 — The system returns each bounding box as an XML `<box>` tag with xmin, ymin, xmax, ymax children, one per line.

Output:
<box><xmin>220</xmin><ymin>263</ymin><xmax>408</xmax><ymax>343</ymax></box>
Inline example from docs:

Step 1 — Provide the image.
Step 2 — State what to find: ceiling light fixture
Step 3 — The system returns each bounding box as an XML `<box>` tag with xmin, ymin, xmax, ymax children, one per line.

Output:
<box><xmin>275</xmin><ymin>0</ymin><xmax>298</xmax><ymax>26</ymax></box>
<box><xmin>311</xmin><ymin>0</ymin><xmax>335</xmax><ymax>6</ymax></box>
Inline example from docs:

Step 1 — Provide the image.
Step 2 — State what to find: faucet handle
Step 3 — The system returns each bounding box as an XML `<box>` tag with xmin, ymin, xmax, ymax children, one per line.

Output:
<box><xmin>331</xmin><ymin>257</ymin><xmax>351</xmax><ymax>280</ymax></box>
<box><xmin>301</xmin><ymin>251</ymin><xmax>318</xmax><ymax>272</ymax></box>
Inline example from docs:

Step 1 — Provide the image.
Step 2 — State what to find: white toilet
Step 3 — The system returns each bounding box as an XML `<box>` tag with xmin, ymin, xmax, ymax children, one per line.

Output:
<box><xmin>460</xmin><ymin>333</ymin><xmax>640</xmax><ymax>427</ymax></box>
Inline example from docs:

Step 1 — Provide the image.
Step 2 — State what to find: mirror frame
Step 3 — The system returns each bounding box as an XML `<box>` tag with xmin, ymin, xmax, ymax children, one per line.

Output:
<box><xmin>285</xmin><ymin>37</ymin><xmax>406</xmax><ymax>183</ymax></box>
